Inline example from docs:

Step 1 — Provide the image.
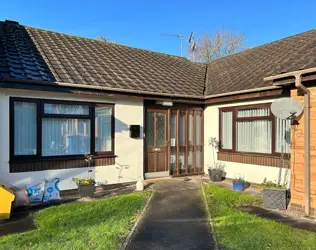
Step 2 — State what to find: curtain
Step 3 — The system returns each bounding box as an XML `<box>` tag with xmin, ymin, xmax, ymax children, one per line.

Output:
<box><xmin>276</xmin><ymin>118</ymin><xmax>290</xmax><ymax>153</ymax></box>
<box><xmin>14</xmin><ymin>102</ymin><xmax>37</xmax><ymax>155</ymax></box>
<box><xmin>237</xmin><ymin>108</ymin><xmax>269</xmax><ymax>117</ymax></box>
<box><xmin>95</xmin><ymin>106</ymin><xmax>112</xmax><ymax>152</ymax></box>
<box><xmin>42</xmin><ymin>118</ymin><xmax>91</xmax><ymax>156</ymax></box>
<box><xmin>221</xmin><ymin>111</ymin><xmax>232</xmax><ymax>149</ymax></box>
<box><xmin>237</xmin><ymin>120</ymin><xmax>272</xmax><ymax>153</ymax></box>
<box><xmin>44</xmin><ymin>103</ymin><xmax>89</xmax><ymax>115</ymax></box>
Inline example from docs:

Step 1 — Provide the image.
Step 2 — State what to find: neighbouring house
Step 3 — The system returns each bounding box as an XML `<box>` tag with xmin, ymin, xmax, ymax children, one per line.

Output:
<box><xmin>0</xmin><ymin>20</ymin><xmax>315</xmax><ymax>217</ymax></box>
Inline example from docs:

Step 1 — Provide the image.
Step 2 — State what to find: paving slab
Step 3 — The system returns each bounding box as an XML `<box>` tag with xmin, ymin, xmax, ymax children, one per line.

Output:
<box><xmin>127</xmin><ymin>179</ymin><xmax>215</xmax><ymax>250</ymax></box>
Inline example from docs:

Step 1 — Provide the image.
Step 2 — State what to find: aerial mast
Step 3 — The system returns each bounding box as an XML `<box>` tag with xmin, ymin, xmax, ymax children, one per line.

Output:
<box><xmin>161</xmin><ymin>33</ymin><xmax>183</xmax><ymax>57</ymax></box>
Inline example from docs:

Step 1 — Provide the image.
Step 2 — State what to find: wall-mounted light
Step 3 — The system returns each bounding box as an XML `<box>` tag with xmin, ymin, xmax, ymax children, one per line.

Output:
<box><xmin>155</xmin><ymin>101</ymin><xmax>173</xmax><ymax>106</ymax></box>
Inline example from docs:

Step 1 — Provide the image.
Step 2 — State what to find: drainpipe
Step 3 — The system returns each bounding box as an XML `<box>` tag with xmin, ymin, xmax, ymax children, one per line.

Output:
<box><xmin>264</xmin><ymin>69</ymin><xmax>312</xmax><ymax>216</ymax></box>
<box><xmin>296</xmin><ymin>76</ymin><xmax>311</xmax><ymax>216</ymax></box>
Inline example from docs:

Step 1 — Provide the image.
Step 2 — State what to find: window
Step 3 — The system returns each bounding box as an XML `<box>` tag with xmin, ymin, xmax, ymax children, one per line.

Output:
<box><xmin>10</xmin><ymin>98</ymin><xmax>114</xmax><ymax>161</ymax></box>
<box><xmin>219</xmin><ymin>104</ymin><xmax>290</xmax><ymax>155</ymax></box>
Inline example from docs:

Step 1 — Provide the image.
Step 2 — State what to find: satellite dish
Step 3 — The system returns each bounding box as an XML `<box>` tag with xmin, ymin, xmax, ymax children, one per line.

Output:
<box><xmin>271</xmin><ymin>97</ymin><xmax>303</xmax><ymax>120</ymax></box>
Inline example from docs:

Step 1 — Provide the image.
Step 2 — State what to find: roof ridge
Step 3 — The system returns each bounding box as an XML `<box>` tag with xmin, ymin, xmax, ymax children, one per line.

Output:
<box><xmin>13</xmin><ymin>22</ymin><xmax>189</xmax><ymax>61</ymax></box>
<box><xmin>209</xmin><ymin>29</ymin><xmax>316</xmax><ymax>64</ymax></box>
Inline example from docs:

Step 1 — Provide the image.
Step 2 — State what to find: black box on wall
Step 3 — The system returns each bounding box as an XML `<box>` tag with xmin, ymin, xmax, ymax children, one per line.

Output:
<box><xmin>130</xmin><ymin>125</ymin><xmax>141</xmax><ymax>138</ymax></box>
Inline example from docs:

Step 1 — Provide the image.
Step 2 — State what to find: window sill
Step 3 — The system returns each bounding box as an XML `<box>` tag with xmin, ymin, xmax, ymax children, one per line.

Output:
<box><xmin>10</xmin><ymin>155</ymin><xmax>117</xmax><ymax>173</ymax></box>
<box><xmin>217</xmin><ymin>151</ymin><xmax>290</xmax><ymax>168</ymax></box>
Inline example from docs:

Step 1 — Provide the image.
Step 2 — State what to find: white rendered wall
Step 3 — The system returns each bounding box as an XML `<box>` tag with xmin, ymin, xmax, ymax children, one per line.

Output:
<box><xmin>204</xmin><ymin>98</ymin><xmax>290</xmax><ymax>185</ymax></box>
<box><xmin>0</xmin><ymin>88</ymin><xmax>144</xmax><ymax>190</ymax></box>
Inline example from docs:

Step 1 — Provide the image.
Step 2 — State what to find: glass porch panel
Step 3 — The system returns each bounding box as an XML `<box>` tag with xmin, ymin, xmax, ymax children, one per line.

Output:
<box><xmin>188</xmin><ymin>114</ymin><xmax>193</xmax><ymax>146</ymax></box>
<box><xmin>170</xmin><ymin>114</ymin><xmax>176</xmax><ymax>147</ymax></box>
<box><xmin>195</xmin><ymin>113</ymin><xmax>202</xmax><ymax>170</ymax></box>
<box><xmin>157</xmin><ymin>113</ymin><xmax>166</xmax><ymax>146</ymax></box>
<box><xmin>179</xmin><ymin>152</ymin><xmax>185</xmax><ymax>170</ymax></box>
<box><xmin>179</xmin><ymin>114</ymin><xmax>185</xmax><ymax>146</ymax></box>
<box><xmin>146</xmin><ymin>112</ymin><xmax>155</xmax><ymax>146</ymax></box>
<box><xmin>170</xmin><ymin>147</ymin><xmax>176</xmax><ymax>170</ymax></box>
<box><xmin>195</xmin><ymin>114</ymin><xmax>201</xmax><ymax>146</ymax></box>
<box><xmin>188</xmin><ymin>151</ymin><xmax>193</xmax><ymax>170</ymax></box>
<box><xmin>196</xmin><ymin>150</ymin><xmax>201</xmax><ymax>169</ymax></box>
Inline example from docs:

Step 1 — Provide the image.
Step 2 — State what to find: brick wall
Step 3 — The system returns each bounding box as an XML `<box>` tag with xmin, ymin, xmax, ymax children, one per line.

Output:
<box><xmin>290</xmin><ymin>88</ymin><xmax>316</xmax><ymax>217</ymax></box>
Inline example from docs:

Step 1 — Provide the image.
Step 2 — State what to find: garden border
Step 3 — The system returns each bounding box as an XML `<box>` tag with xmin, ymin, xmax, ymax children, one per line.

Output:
<box><xmin>121</xmin><ymin>191</ymin><xmax>155</xmax><ymax>250</ymax></box>
<box><xmin>201</xmin><ymin>183</ymin><xmax>219</xmax><ymax>250</ymax></box>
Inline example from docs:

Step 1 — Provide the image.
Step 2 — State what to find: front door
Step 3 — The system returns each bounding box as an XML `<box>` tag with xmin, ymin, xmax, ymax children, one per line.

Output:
<box><xmin>145</xmin><ymin>109</ymin><xmax>169</xmax><ymax>178</ymax></box>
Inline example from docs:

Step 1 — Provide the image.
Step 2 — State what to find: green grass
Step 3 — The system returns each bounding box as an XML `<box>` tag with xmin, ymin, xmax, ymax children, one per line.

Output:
<box><xmin>202</xmin><ymin>184</ymin><xmax>316</xmax><ymax>250</ymax></box>
<box><xmin>0</xmin><ymin>192</ymin><xmax>150</xmax><ymax>250</ymax></box>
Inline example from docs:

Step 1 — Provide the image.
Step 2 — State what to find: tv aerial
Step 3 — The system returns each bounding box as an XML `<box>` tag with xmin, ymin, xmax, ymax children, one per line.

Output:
<box><xmin>161</xmin><ymin>33</ymin><xmax>183</xmax><ymax>57</ymax></box>
<box><xmin>188</xmin><ymin>32</ymin><xmax>197</xmax><ymax>61</ymax></box>
<box><xmin>271</xmin><ymin>97</ymin><xmax>303</xmax><ymax>120</ymax></box>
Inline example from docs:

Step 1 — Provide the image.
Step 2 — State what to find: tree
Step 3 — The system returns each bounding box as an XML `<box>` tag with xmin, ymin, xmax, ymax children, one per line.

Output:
<box><xmin>190</xmin><ymin>29</ymin><xmax>248</xmax><ymax>62</ymax></box>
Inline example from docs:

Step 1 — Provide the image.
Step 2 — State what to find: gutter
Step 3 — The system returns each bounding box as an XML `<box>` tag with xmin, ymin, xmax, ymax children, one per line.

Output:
<box><xmin>0</xmin><ymin>77</ymin><xmax>282</xmax><ymax>101</ymax></box>
<box><xmin>264</xmin><ymin>67</ymin><xmax>316</xmax><ymax>216</ymax></box>
<box><xmin>0</xmin><ymin>78</ymin><xmax>205</xmax><ymax>100</ymax></box>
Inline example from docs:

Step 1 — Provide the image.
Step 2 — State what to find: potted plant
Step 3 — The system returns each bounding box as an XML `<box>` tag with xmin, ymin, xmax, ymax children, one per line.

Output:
<box><xmin>232</xmin><ymin>177</ymin><xmax>246</xmax><ymax>191</ymax></box>
<box><xmin>259</xmin><ymin>178</ymin><xmax>288</xmax><ymax>210</ymax></box>
<box><xmin>208</xmin><ymin>137</ymin><xmax>225</xmax><ymax>182</ymax></box>
<box><xmin>208</xmin><ymin>162</ymin><xmax>225</xmax><ymax>182</ymax></box>
<box><xmin>72</xmin><ymin>155</ymin><xmax>96</xmax><ymax>197</ymax></box>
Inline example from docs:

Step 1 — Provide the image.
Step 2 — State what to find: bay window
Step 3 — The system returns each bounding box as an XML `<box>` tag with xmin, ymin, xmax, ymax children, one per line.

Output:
<box><xmin>10</xmin><ymin>98</ymin><xmax>114</xmax><ymax>161</ymax></box>
<box><xmin>219</xmin><ymin>104</ymin><xmax>290</xmax><ymax>155</ymax></box>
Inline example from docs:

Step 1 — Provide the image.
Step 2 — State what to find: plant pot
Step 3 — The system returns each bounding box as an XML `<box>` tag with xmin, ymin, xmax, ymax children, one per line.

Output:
<box><xmin>232</xmin><ymin>181</ymin><xmax>245</xmax><ymax>191</ymax></box>
<box><xmin>78</xmin><ymin>183</ymin><xmax>95</xmax><ymax>197</ymax></box>
<box><xmin>263</xmin><ymin>188</ymin><xmax>287</xmax><ymax>210</ymax></box>
<box><xmin>208</xmin><ymin>169</ymin><xmax>223</xmax><ymax>182</ymax></box>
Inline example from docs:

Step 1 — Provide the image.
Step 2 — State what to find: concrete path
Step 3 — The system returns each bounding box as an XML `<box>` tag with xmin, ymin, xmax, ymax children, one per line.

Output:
<box><xmin>127</xmin><ymin>178</ymin><xmax>215</xmax><ymax>250</ymax></box>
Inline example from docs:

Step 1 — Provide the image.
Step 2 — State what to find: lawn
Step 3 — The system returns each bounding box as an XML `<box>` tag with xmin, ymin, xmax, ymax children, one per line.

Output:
<box><xmin>0</xmin><ymin>192</ymin><xmax>150</xmax><ymax>250</ymax></box>
<box><xmin>202</xmin><ymin>184</ymin><xmax>316</xmax><ymax>250</ymax></box>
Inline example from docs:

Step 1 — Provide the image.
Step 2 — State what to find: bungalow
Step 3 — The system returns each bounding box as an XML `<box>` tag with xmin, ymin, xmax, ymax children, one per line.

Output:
<box><xmin>0</xmin><ymin>20</ymin><xmax>315</xmax><ymax>217</ymax></box>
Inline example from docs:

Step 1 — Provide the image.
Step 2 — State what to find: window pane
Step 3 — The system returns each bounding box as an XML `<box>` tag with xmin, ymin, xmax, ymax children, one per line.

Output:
<box><xmin>196</xmin><ymin>114</ymin><xmax>201</xmax><ymax>146</ymax></box>
<box><xmin>179</xmin><ymin>152</ymin><xmax>185</xmax><ymax>170</ymax></box>
<box><xmin>196</xmin><ymin>150</ymin><xmax>201</xmax><ymax>169</ymax></box>
<box><xmin>42</xmin><ymin>118</ymin><xmax>91</xmax><ymax>156</ymax></box>
<box><xmin>95</xmin><ymin>106</ymin><xmax>112</xmax><ymax>152</ymax></box>
<box><xmin>157</xmin><ymin>113</ymin><xmax>166</xmax><ymax>146</ymax></box>
<box><xmin>170</xmin><ymin>147</ymin><xmax>176</xmax><ymax>170</ymax></box>
<box><xmin>188</xmin><ymin>114</ymin><xmax>193</xmax><ymax>146</ymax></box>
<box><xmin>146</xmin><ymin>113</ymin><xmax>154</xmax><ymax>147</ymax></box>
<box><xmin>14</xmin><ymin>102</ymin><xmax>37</xmax><ymax>155</ymax></box>
<box><xmin>188</xmin><ymin>151</ymin><xmax>193</xmax><ymax>170</ymax></box>
<box><xmin>44</xmin><ymin>103</ymin><xmax>89</xmax><ymax>115</ymax></box>
<box><xmin>179</xmin><ymin>115</ymin><xmax>185</xmax><ymax>146</ymax></box>
<box><xmin>275</xmin><ymin>118</ymin><xmax>291</xmax><ymax>153</ymax></box>
<box><xmin>221</xmin><ymin>111</ymin><xmax>232</xmax><ymax>149</ymax></box>
<box><xmin>238</xmin><ymin>108</ymin><xmax>269</xmax><ymax>117</ymax></box>
<box><xmin>237</xmin><ymin>120</ymin><xmax>272</xmax><ymax>153</ymax></box>
<box><xmin>170</xmin><ymin>115</ymin><xmax>176</xmax><ymax>146</ymax></box>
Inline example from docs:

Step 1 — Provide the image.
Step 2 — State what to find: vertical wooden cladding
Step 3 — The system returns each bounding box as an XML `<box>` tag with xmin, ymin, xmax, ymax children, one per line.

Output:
<box><xmin>170</xmin><ymin>108</ymin><xmax>204</xmax><ymax>176</ymax></box>
<box><xmin>10</xmin><ymin>156</ymin><xmax>116</xmax><ymax>173</ymax></box>
<box><xmin>217</xmin><ymin>151</ymin><xmax>288</xmax><ymax>167</ymax></box>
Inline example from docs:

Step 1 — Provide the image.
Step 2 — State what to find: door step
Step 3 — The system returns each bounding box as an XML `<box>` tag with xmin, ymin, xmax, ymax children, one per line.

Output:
<box><xmin>145</xmin><ymin>171</ymin><xmax>169</xmax><ymax>179</ymax></box>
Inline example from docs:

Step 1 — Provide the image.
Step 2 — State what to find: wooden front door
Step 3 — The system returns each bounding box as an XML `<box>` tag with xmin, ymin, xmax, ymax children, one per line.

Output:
<box><xmin>145</xmin><ymin>109</ymin><xmax>169</xmax><ymax>176</ymax></box>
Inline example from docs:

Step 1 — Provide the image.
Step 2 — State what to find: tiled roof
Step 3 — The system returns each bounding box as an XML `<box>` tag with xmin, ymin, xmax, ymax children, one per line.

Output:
<box><xmin>0</xmin><ymin>20</ymin><xmax>206</xmax><ymax>97</ymax></box>
<box><xmin>205</xmin><ymin>29</ymin><xmax>316</xmax><ymax>96</ymax></box>
<box><xmin>1</xmin><ymin>20</ymin><xmax>316</xmax><ymax>99</ymax></box>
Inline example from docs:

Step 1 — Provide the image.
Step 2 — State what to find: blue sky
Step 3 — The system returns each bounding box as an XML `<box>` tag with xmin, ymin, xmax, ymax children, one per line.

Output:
<box><xmin>1</xmin><ymin>1</ymin><xmax>316</xmax><ymax>56</ymax></box>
